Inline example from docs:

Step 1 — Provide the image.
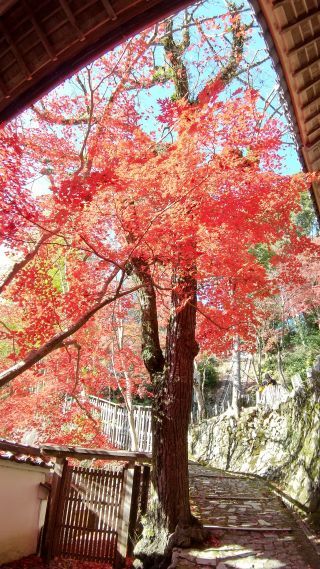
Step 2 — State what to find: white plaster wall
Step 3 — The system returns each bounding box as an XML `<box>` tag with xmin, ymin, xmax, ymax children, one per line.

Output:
<box><xmin>0</xmin><ymin>461</ymin><xmax>49</xmax><ymax>564</ymax></box>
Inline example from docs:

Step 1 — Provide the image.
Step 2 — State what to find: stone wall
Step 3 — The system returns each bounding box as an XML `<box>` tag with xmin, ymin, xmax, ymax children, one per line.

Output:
<box><xmin>190</xmin><ymin>387</ymin><xmax>320</xmax><ymax>514</ymax></box>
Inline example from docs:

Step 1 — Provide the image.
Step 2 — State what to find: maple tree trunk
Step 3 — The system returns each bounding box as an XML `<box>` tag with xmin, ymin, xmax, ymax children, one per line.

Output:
<box><xmin>153</xmin><ymin>273</ymin><xmax>198</xmax><ymax>534</ymax></box>
<box><xmin>134</xmin><ymin>266</ymin><xmax>205</xmax><ymax>564</ymax></box>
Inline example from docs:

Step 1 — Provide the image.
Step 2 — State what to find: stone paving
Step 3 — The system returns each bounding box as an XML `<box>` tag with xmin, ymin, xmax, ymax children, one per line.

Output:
<box><xmin>171</xmin><ymin>463</ymin><xmax>320</xmax><ymax>569</ymax></box>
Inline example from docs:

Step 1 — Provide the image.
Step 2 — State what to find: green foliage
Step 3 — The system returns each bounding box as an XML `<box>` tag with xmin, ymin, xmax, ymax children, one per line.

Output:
<box><xmin>285</xmin><ymin>329</ymin><xmax>320</xmax><ymax>378</ymax></box>
<box><xmin>294</xmin><ymin>191</ymin><xmax>319</xmax><ymax>237</ymax></box>
<box><xmin>0</xmin><ymin>339</ymin><xmax>14</xmax><ymax>359</ymax></box>
<box><xmin>152</xmin><ymin>65</ymin><xmax>173</xmax><ymax>84</ymax></box>
<box><xmin>47</xmin><ymin>266</ymin><xmax>64</xmax><ymax>292</ymax></box>
<box><xmin>249</xmin><ymin>243</ymin><xmax>275</xmax><ymax>270</ymax></box>
<box><xmin>263</xmin><ymin>316</ymin><xmax>320</xmax><ymax>382</ymax></box>
<box><xmin>261</xmin><ymin>355</ymin><xmax>277</xmax><ymax>378</ymax></box>
<box><xmin>283</xmin><ymin>348</ymin><xmax>314</xmax><ymax>379</ymax></box>
<box><xmin>198</xmin><ymin>357</ymin><xmax>219</xmax><ymax>389</ymax></box>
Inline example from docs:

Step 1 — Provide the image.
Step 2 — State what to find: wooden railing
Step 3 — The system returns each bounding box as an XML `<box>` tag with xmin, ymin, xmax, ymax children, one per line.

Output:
<box><xmin>89</xmin><ymin>396</ymin><xmax>152</xmax><ymax>453</ymax></box>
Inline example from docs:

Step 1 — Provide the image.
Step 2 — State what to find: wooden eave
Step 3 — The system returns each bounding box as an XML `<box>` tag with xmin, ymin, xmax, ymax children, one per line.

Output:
<box><xmin>0</xmin><ymin>0</ymin><xmax>191</xmax><ymax>123</ymax></box>
<box><xmin>252</xmin><ymin>0</ymin><xmax>320</xmax><ymax>217</ymax></box>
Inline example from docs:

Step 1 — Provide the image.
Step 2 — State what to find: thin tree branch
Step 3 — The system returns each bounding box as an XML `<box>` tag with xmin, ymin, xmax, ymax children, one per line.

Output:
<box><xmin>196</xmin><ymin>305</ymin><xmax>232</xmax><ymax>331</ymax></box>
<box><xmin>0</xmin><ymin>232</ymin><xmax>52</xmax><ymax>295</ymax></box>
<box><xmin>0</xmin><ymin>281</ymin><xmax>141</xmax><ymax>388</ymax></box>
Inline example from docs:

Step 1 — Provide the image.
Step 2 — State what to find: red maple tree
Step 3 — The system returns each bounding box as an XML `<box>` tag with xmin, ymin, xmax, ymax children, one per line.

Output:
<box><xmin>0</xmin><ymin>4</ymin><xmax>315</xmax><ymax>555</ymax></box>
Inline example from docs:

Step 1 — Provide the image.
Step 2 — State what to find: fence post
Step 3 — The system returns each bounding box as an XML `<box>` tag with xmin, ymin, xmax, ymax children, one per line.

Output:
<box><xmin>127</xmin><ymin>466</ymin><xmax>142</xmax><ymax>557</ymax></box>
<box><xmin>42</xmin><ymin>457</ymin><xmax>67</xmax><ymax>561</ymax></box>
<box><xmin>117</xmin><ymin>465</ymin><xmax>135</xmax><ymax>566</ymax></box>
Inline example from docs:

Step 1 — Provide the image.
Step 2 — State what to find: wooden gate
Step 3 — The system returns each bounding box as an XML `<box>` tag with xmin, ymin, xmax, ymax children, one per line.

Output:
<box><xmin>43</xmin><ymin>453</ymin><xmax>151</xmax><ymax>567</ymax></box>
<box><xmin>47</xmin><ymin>463</ymin><xmax>124</xmax><ymax>564</ymax></box>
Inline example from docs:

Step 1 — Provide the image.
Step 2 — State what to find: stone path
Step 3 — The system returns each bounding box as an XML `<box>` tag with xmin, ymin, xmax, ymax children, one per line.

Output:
<box><xmin>171</xmin><ymin>463</ymin><xmax>320</xmax><ymax>569</ymax></box>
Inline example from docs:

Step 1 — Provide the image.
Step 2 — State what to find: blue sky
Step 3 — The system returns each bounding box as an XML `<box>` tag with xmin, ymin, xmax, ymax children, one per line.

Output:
<box><xmin>137</xmin><ymin>0</ymin><xmax>301</xmax><ymax>174</ymax></box>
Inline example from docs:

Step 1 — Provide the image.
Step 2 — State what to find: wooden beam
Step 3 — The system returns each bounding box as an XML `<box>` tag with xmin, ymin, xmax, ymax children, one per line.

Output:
<box><xmin>0</xmin><ymin>18</ymin><xmax>32</xmax><ymax>79</ymax></box>
<box><xmin>0</xmin><ymin>0</ymin><xmax>193</xmax><ymax>123</ymax></box>
<box><xmin>23</xmin><ymin>0</ymin><xmax>58</xmax><ymax>62</ymax></box>
<box><xmin>43</xmin><ymin>457</ymin><xmax>67</xmax><ymax>561</ymax></box>
<box><xmin>306</xmin><ymin>122</ymin><xmax>320</xmax><ymax>137</ymax></box>
<box><xmin>305</xmin><ymin>107</ymin><xmax>320</xmax><ymax>124</ymax></box>
<box><xmin>58</xmin><ymin>0</ymin><xmax>85</xmax><ymax>41</ymax></box>
<box><xmin>297</xmin><ymin>74</ymin><xmax>320</xmax><ymax>95</ymax></box>
<box><xmin>288</xmin><ymin>30</ymin><xmax>320</xmax><ymax>56</ymax></box>
<box><xmin>272</xmin><ymin>0</ymin><xmax>289</xmax><ymax>8</ymax></box>
<box><xmin>140</xmin><ymin>464</ymin><xmax>151</xmax><ymax>515</ymax></box>
<box><xmin>40</xmin><ymin>443</ymin><xmax>152</xmax><ymax>462</ymax></box>
<box><xmin>293</xmin><ymin>55</ymin><xmax>320</xmax><ymax>77</ymax></box>
<box><xmin>127</xmin><ymin>465</ymin><xmax>142</xmax><ymax>557</ymax></box>
<box><xmin>0</xmin><ymin>440</ymin><xmax>151</xmax><ymax>463</ymax></box>
<box><xmin>304</xmin><ymin>133</ymin><xmax>320</xmax><ymax>149</ymax></box>
<box><xmin>101</xmin><ymin>0</ymin><xmax>117</xmax><ymax>21</ymax></box>
<box><xmin>301</xmin><ymin>92</ymin><xmax>320</xmax><ymax>111</ymax></box>
<box><xmin>0</xmin><ymin>439</ymin><xmax>48</xmax><ymax>457</ymax></box>
<box><xmin>0</xmin><ymin>73</ymin><xmax>10</xmax><ymax>98</ymax></box>
<box><xmin>280</xmin><ymin>8</ymin><xmax>320</xmax><ymax>34</ymax></box>
<box><xmin>0</xmin><ymin>1</ymin><xmax>15</xmax><ymax>16</ymax></box>
<box><xmin>117</xmin><ymin>465</ymin><xmax>135</xmax><ymax>565</ymax></box>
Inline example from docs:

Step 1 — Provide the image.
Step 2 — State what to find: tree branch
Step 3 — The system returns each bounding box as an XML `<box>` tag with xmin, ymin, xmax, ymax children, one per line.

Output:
<box><xmin>131</xmin><ymin>257</ymin><xmax>165</xmax><ymax>376</ymax></box>
<box><xmin>0</xmin><ymin>232</ymin><xmax>52</xmax><ymax>295</ymax></box>
<box><xmin>31</xmin><ymin>104</ymin><xmax>92</xmax><ymax>126</ymax></box>
<box><xmin>0</xmin><ymin>281</ymin><xmax>141</xmax><ymax>389</ymax></box>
